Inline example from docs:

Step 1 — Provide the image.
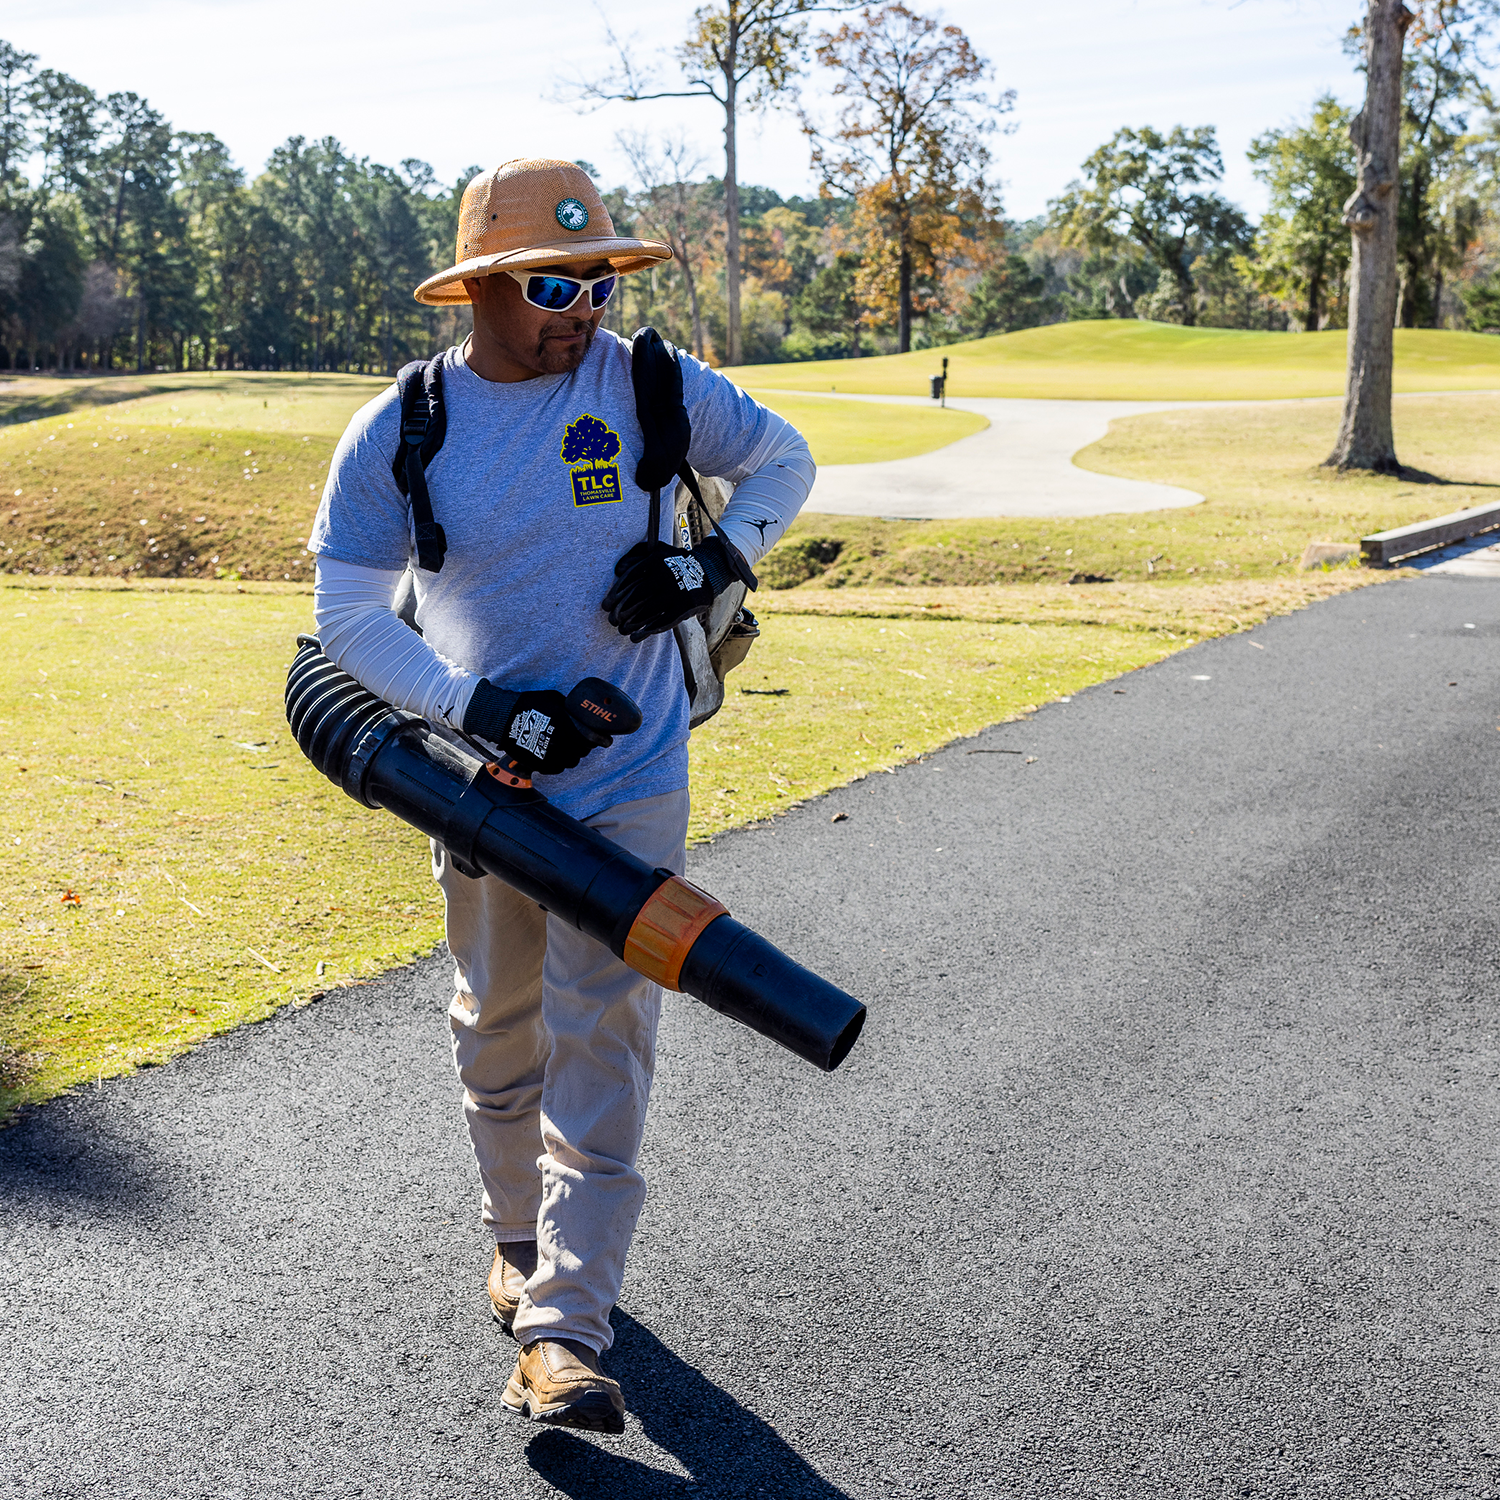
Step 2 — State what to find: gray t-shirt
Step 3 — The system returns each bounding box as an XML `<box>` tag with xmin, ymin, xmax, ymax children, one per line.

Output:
<box><xmin>308</xmin><ymin>329</ymin><xmax>771</xmax><ymax>819</ymax></box>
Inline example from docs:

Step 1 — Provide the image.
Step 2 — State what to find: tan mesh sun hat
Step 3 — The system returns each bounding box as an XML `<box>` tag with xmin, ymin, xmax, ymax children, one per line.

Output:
<box><xmin>413</xmin><ymin>158</ymin><xmax>672</xmax><ymax>306</ymax></box>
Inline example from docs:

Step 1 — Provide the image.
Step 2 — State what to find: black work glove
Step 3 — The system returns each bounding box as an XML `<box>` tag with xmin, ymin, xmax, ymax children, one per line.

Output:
<box><xmin>462</xmin><ymin>680</ymin><xmax>604</xmax><ymax>775</ymax></box>
<box><xmin>601</xmin><ymin>533</ymin><xmax>740</xmax><ymax>643</ymax></box>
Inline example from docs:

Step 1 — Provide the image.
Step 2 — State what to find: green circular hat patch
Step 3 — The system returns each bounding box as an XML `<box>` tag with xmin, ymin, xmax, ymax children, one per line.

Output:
<box><xmin>556</xmin><ymin>198</ymin><xmax>590</xmax><ymax>232</ymax></box>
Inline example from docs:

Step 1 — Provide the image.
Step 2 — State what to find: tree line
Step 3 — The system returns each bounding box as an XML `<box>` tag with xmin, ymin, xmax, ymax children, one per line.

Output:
<box><xmin>0</xmin><ymin>40</ymin><xmax>474</xmax><ymax>374</ymax></box>
<box><xmin>3</xmin><ymin>1</ymin><xmax>1499</xmax><ymax>376</ymax></box>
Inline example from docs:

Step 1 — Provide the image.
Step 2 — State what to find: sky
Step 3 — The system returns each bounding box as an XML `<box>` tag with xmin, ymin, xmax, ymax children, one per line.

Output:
<box><xmin>9</xmin><ymin>0</ymin><xmax>1392</xmax><ymax>222</ymax></box>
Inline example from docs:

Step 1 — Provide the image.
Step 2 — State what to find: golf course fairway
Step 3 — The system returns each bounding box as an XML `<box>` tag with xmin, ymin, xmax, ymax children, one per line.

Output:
<box><xmin>730</xmin><ymin>321</ymin><xmax>1500</xmax><ymax>402</ymax></box>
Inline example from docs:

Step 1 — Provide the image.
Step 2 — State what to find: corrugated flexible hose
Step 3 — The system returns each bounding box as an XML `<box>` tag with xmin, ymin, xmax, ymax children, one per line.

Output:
<box><xmin>285</xmin><ymin>637</ymin><xmax>866</xmax><ymax>1071</ymax></box>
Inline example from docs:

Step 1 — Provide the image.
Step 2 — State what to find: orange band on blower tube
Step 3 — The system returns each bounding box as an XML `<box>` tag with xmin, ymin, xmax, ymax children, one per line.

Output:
<box><xmin>623</xmin><ymin>876</ymin><xmax>729</xmax><ymax>990</ymax></box>
<box><xmin>485</xmin><ymin>761</ymin><xmax>533</xmax><ymax>790</ymax></box>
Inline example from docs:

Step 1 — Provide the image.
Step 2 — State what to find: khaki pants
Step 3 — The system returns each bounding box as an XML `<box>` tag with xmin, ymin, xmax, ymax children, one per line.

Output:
<box><xmin>434</xmin><ymin>786</ymin><xmax>689</xmax><ymax>1354</ymax></box>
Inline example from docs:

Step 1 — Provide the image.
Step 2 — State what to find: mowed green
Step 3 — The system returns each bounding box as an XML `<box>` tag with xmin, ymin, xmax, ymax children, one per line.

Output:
<box><xmin>740</xmin><ymin>392</ymin><xmax>984</xmax><ymax>462</ymax></box>
<box><xmin>732</xmin><ymin>321</ymin><xmax>1500</xmax><ymax>401</ymax></box>
<box><xmin>1</xmin><ymin>578</ymin><xmax>444</xmax><ymax>1120</ymax></box>
<box><xmin>0</xmin><ymin>569</ymin><xmax>1382</xmax><ymax>1121</ymax></box>
<box><xmin>0</xmin><ymin>371</ymin><xmax>983</xmax><ymax>581</ymax></box>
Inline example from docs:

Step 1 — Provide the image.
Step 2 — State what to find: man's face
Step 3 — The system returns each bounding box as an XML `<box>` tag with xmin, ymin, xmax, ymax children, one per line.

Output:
<box><xmin>464</xmin><ymin>261</ymin><xmax>614</xmax><ymax>377</ymax></box>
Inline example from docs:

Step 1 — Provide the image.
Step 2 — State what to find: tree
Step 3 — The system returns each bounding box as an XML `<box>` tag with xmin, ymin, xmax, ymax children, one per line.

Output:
<box><xmin>174</xmin><ymin>131</ymin><xmax>245</xmax><ymax>368</ymax></box>
<box><xmin>619</xmin><ymin>132</ymin><xmax>713</xmax><ymax>358</ymax></box>
<box><xmin>958</xmin><ymin>252</ymin><xmax>1054</xmax><ymax>336</ymax></box>
<box><xmin>12</xmin><ymin>202</ymin><xmax>84</xmax><ymax>368</ymax></box>
<box><xmin>791</xmin><ymin>249</ymin><xmax>865</xmax><ymax>356</ymax></box>
<box><xmin>578</xmin><ymin>0</ymin><xmax>848</xmax><ymax>365</ymax></box>
<box><xmin>1391</xmin><ymin>0</ymin><xmax>1498</xmax><ymax>327</ymax></box>
<box><xmin>29</xmin><ymin>68</ymin><xmax>98</xmax><ymax>196</ymax></box>
<box><xmin>1051</xmin><ymin>125</ymin><xmax>1249</xmax><ymax>327</ymax></box>
<box><xmin>0</xmin><ymin>41</ymin><xmax>35</xmax><ymax>200</ymax></box>
<box><xmin>1247</xmin><ymin>96</ymin><xmax>1358</xmax><ymax>331</ymax></box>
<box><xmin>258</xmin><ymin>136</ymin><xmax>358</xmax><ymax>370</ymax></box>
<box><xmin>1057</xmin><ymin>246</ymin><xmax>1157</xmax><ymax>320</ymax></box>
<box><xmin>357</xmin><ymin>161</ymin><xmax>434</xmax><ymax>374</ymax></box>
<box><xmin>808</xmin><ymin>3</ymin><xmax>1004</xmax><ymax>352</ymax></box>
<box><xmin>743</xmin><ymin>203</ymin><xmax>821</xmax><ymax>335</ymax></box>
<box><xmin>1461</xmin><ymin>273</ymin><xmax>1500</xmax><ymax>327</ymax></box>
<box><xmin>1327</xmin><ymin>0</ymin><xmax>1413</xmax><ymax>473</ymax></box>
<box><xmin>90</xmin><ymin>92</ymin><xmax>185</xmax><ymax>370</ymax></box>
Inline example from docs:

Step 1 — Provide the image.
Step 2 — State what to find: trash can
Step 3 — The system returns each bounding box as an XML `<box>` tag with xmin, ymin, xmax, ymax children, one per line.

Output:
<box><xmin>930</xmin><ymin>375</ymin><xmax>945</xmax><ymax>401</ymax></box>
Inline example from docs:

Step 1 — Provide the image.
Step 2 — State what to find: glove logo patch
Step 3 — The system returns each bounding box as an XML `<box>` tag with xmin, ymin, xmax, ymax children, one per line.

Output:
<box><xmin>509</xmin><ymin>708</ymin><xmax>555</xmax><ymax>759</ymax></box>
<box><xmin>665</xmin><ymin>554</ymin><xmax>706</xmax><ymax>591</ymax></box>
<box><xmin>561</xmin><ymin>413</ymin><xmax>623</xmax><ymax>508</ymax></box>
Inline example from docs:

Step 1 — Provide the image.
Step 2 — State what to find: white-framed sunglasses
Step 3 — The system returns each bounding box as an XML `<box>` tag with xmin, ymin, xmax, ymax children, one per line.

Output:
<box><xmin>505</xmin><ymin>268</ymin><xmax>619</xmax><ymax>313</ymax></box>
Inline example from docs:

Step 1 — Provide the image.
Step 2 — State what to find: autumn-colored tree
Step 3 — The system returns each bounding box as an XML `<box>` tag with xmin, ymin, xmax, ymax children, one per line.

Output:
<box><xmin>807</xmin><ymin>4</ymin><xmax>1005</xmax><ymax>352</ymax></box>
<box><xmin>578</xmin><ymin>0</ymin><xmax>854</xmax><ymax>365</ymax></box>
<box><xmin>742</xmin><ymin>204</ymin><xmax>821</xmax><ymax>333</ymax></box>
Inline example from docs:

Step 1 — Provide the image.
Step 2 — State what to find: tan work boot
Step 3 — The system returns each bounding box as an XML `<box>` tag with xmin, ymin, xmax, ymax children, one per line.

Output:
<box><xmin>487</xmin><ymin>1241</ymin><xmax>537</xmax><ymax>1338</ymax></box>
<box><xmin>502</xmin><ymin>1339</ymin><xmax>626</xmax><ymax>1434</ymax></box>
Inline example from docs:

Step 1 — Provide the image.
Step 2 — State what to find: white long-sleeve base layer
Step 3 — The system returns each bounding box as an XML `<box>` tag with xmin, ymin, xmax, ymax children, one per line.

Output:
<box><xmin>312</xmin><ymin>408</ymin><xmax>813</xmax><ymax>723</ymax></box>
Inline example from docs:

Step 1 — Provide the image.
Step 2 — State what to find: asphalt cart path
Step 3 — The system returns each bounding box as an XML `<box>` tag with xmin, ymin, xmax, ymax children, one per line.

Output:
<box><xmin>4</xmin><ymin>575</ymin><xmax>1498</xmax><ymax>1500</ymax></box>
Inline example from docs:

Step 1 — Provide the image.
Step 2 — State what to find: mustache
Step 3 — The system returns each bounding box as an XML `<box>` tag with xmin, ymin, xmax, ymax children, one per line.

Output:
<box><xmin>535</xmin><ymin>317</ymin><xmax>595</xmax><ymax>361</ymax></box>
<box><xmin>540</xmin><ymin>316</ymin><xmax>594</xmax><ymax>339</ymax></box>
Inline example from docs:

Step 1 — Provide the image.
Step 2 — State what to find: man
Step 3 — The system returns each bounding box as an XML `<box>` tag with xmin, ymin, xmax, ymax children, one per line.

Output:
<box><xmin>307</xmin><ymin>158</ymin><xmax>813</xmax><ymax>1433</ymax></box>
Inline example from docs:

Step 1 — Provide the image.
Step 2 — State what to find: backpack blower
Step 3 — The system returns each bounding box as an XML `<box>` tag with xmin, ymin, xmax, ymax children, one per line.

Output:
<box><xmin>285</xmin><ymin>638</ymin><xmax>866</xmax><ymax>1072</ymax></box>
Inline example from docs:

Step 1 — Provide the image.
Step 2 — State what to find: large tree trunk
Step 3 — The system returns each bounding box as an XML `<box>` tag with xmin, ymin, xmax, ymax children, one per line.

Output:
<box><xmin>1326</xmin><ymin>0</ymin><xmax>1411</xmax><ymax>473</ymax></box>
<box><xmin>723</xmin><ymin>76</ymin><xmax>741</xmax><ymax>366</ymax></box>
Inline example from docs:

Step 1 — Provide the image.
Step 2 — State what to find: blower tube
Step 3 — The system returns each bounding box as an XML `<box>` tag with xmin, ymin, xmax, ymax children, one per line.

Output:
<box><xmin>285</xmin><ymin>638</ymin><xmax>866</xmax><ymax>1072</ymax></box>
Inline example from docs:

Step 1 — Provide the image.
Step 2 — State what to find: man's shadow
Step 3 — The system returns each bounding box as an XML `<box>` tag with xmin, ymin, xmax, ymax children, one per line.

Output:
<box><xmin>525</xmin><ymin>1309</ymin><xmax>852</xmax><ymax>1499</ymax></box>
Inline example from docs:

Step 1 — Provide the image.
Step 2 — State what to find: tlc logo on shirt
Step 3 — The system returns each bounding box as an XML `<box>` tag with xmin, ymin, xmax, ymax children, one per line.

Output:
<box><xmin>561</xmin><ymin>413</ymin><xmax>623</xmax><ymax>507</ymax></box>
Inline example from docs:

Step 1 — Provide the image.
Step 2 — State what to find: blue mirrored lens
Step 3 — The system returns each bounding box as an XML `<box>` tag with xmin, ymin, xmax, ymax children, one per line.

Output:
<box><xmin>527</xmin><ymin>276</ymin><xmax>583</xmax><ymax>310</ymax></box>
<box><xmin>590</xmin><ymin>276</ymin><xmax>618</xmax><ymax>308</ymax></box>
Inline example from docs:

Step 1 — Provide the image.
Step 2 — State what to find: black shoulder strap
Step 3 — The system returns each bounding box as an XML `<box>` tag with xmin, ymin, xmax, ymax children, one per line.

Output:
<box><xmin>630</xmin><ymin>326</ymin><xmax>757</xmax><ymax>591</ymax></box>
<box><xmin>391</xmin><ymin>355</ymin><xmax>447</xmax><ymax>573</ymax></box>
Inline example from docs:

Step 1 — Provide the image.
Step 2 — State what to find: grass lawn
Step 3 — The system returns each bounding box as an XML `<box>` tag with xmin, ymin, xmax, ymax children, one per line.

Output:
<box><xmin>0</xmin><ymin>568</ymin><xmax>1384</xmax><ymax>1121</ymax></box>
<box><xmin>0</xmin><ymin>371</ymin><xmax>983</xmax><ymax>581</ymax></box>
<box><xmin>732</xmin><ymin>321</ymin><xmax>1500</xmax><ymax>401</ymax></box>
<box><xmin>763</xmin><ymin>391</ymin><xmax>1500</xmax><ymax>589</ymax></box>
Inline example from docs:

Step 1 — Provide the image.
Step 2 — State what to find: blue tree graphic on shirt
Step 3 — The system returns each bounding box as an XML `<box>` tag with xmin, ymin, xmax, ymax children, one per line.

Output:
<box><xmin>561</xmin><ymin>414</ymin><xmax>621</xmax><ymax>467</ymax></box>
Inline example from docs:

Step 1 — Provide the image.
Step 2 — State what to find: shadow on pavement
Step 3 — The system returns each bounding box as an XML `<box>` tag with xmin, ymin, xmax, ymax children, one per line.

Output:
<box><xmin>526</xmin><ymin>1309</ymin><xmax>850</xmax><ymax>1499</ymax></box>
<box><xmin>0</xmin><ymin>1099</ymin><xmax>165</xmax><ymax>1222</ymax></box>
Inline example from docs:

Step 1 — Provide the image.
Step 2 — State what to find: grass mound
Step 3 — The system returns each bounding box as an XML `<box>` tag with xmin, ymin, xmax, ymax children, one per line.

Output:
<box><xmin>3</xmin><ymin>417</ymin><xmax>329</xmax><ymax>580</ymax></box>
<box><xmin>732</xmin><ymin>322</ymin><xmax>1500</xmax><ymax>401</ymax></box>
<box><xmin>758</xmin><ymin>391</ymin><xmax>1500</xmax><ymax>588</ymax></box>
